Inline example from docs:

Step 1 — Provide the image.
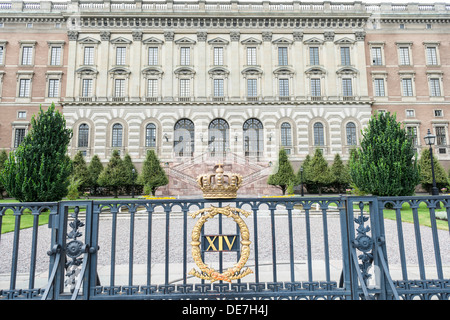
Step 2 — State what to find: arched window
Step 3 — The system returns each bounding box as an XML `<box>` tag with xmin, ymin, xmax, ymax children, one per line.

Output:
<box><xmin>112</xmin><ymin>123</ymin><xmax>123</xmax><ymax>147</ymax></box>
<box><xmin>346</xmin><ymin>122</ymin><xmax>357</xmax><ymax>145</ymax></box>
<box><xmin>243</xmin><ymin>118</ymin><xmax>263</xmax><ymax>157</ymax></box>
<box><xmin>145</xmin><ymin>123</ymin><xmax>157</xmax><ymax>148</ymax></box>
<box><xmin>281</xmin><ymin>122</ymin><xmax>292</xmax><ymax>147</ymax></box>
<box><xmin>313</xmin><ymin>122</ymin><xmax>324</xmax><ymax>146</ymax></box>
<box><xmin>174</xmin><ymin>118</ymin><xmax>194</xmax><ymax>157</ymax></box>
<box><xmin>78</xmin><ymin>123</ymin><xmax>89</xmax><ymax>148</ymax></box>
<box><xmin>208</xmin><ymin>118</ymin><xmax>229</xmax><ymax>157</ymax></box>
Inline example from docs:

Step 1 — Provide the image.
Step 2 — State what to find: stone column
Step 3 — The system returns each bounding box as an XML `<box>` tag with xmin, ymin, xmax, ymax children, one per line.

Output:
<box><xmin>163</xmin><ymin>31</ymin><xmax>174</xmax><ymax>101</ymax></box>
<box><xmin>262</xmin><ymin>31</ymin><xmax>273</xmax><ymax>100</ymax></box>
<box><xmin>229</xmin><ymin>30</ymin><xmax>240</xmax><ymax>101</ymax></box>
<box><xmin>196</xmin><ymin>31</ymin><xmax>207</xmax><ymax>100</ymax></box>
<box><xmin>98</xmin><ymin>31</ymin><xmax>110</xmax><ymax>101</ymax></box>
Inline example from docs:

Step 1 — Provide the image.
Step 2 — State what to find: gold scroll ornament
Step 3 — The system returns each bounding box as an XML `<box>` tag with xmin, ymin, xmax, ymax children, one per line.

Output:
<box><xmin>189</xmin><ymin>206</ymin><xmax>253</xmax><ymax>283</ymax></box>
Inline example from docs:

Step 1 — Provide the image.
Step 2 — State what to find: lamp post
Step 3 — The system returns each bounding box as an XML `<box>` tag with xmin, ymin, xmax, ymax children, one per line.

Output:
<box><xmin>424</xmin><ymin>129</ymin><xmax>439</xmax><ymax>196</ymax></box>
<box><xmin>300</xmin><ymin>167</ymin><xmax>304</xmax><ymax>197</ymax></box>
<box><xmin>131</xmin><ymin>168</ymin><xmax>136</xmax><ymax>198</ymax></box>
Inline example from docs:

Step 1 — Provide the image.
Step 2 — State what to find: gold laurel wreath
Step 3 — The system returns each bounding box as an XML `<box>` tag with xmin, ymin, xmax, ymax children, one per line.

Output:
<box><xmin>189</xmin><ymin>206</ymin><xmax>253</xmax><ymax>283</ymax></box>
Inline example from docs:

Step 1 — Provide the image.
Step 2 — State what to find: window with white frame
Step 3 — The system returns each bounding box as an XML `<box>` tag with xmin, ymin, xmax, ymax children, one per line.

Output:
<box><xmin>180</xmin><ymin>79</ymin><xmax>190</xmax><ymax>97</ymax></box>
<box><xmin>402</xmin><ymin>78</ymin><xmax>413</xmax><ymax>96</ymax></box>
<box><xmin>247</xmin><ymin>47</ymin><xmax>257</xmax><ymax>65</ymax></box>
<box><xmin>406</xmin><ymin>126</ymin><xmax>418</xmax><ymax>146</ymax></box>
<box><xmin>147</xmin><ymin>79</ymin><xmax>158</xmax><ymax>97</ymax></box>
<box><xmin>371</xmin><ymin>47</ymin><xmax>383</xmax><ymax>65</ymax></box>
<box><xmin>148</xmin><ymin>47</ymin><xmax>158</xmax><ymax>65</ymax></box>
<box><xmin>48</xmin><ymin>79</ymin><xmax>60</xmax><ymax>98</ymax></box>
<box><xmin>0</xmin><ymin>45</ymin><xmax>4</xmax><ymax>65</ymax></box>
<box><xmin>247</xmin><ymin>78</ymin><xmax>257</xmax><ymax>97</ymax></box>
<box><xmin>436</xmin><ymin>126</ymin><xmax>447</xmax><ymax>146</ymax></box>
<box><xmin>146</xmin><ymin>123</ymin><xmax>157</xmax><ymax>148</ymax></box>
<box><xmin>340</xmin><ymin>47</ymin><xmax>351</xmax><ymax>66</ymax></box>
<box><xmin>313</xmin><ymin>122</ymin><xmax>325</xmax><ymax>146</ymax></box>
<box><xmin>19</xmin><ymin>79</ymin><xmax>30</xmax><ymax>97</ymax></box>
<box><xmin>213</xmin><ymin>47</ymin><xmax>224</xmax><ymax>66</ymax></box>
<box><xmin>278</xmin><ymin>47</ymin><xmax>288</xmax><ymax>66</ymax></box>
<box><xmin>78</xmin><ymin>124</ymin><xmax>89</xmax><ymax>148</ymax></box>
<box><xmin>311</xmin><ymin>78</ymin><xmax>321</xmax><ymax>96</ymax></box>
<box><xmin>399</xmin><ymin>47</ymin><xmax>411</xmax><ymax>65</ymax></box>
<box><xmin>406</xmin><ymin>109</ymin><xmax>415</xmax><ymax>117</ymax></box>
<box><xmin>309</xmin><ymin>47</ymin><xmax>319</xmax><ymax>65</ymax></box>
<box><xmin>342</xmin><ymin>78</ymin><xmax>353</xmax><ymax>97</ymax></box>
<box><xmin>180</xmin><ymin>47</ymin><xmax>190</xmax><ymax>66</ymax></box>
<box><xmin>84</xmin><ymin>47</ymin><xmax>94</xmax><ymax>65</ymax></box>
<box><xmin>346</xmin><ymin>122</ymin><xmax>357</xmax><ymax>145</ymax></box>
<box><xmin>426</xmin><ymin>46</ymin><xmax>438</xmax><ymax>65</ymax></box>
<box><xmin>17</xmin><ymin>111</ymin><xmax>26</xmax><ymax>119</ymax></box>
<box><xmin>112</xmin><ymin>123</ymin><xmax>123</xmax><ymax>147</ymax></box>
<box><xmin>429</xmin><ymin>78</ymin><xmax>441</xmax><ymax>97</ymax></box>
<box><xmin>281</xmin><ymin>122</ymin><xmax>292</xmax><ymax>149</ymax></box>
<box><xmin>114</xmin><ymin>79</ymin><xmax>125</xmax><ymax>97</ymax></box>
<box><xmin>279</xmin><ymin>79</ymin><xmax>289</xmax><ymax>97</ymax></box>
<box><xmin>434</xmin><ymin>109</ymin><xmax>443</xmax><ymax>117</ymax></box>
<box><xmin>374</xmin><ymin>78</ymin><xmax>385</xmax><ymax>96</ymax></box>
<box><xmin>116</xmin><ymin>47</ymin><xmax>126</xmax><ymax>65</ymax></box>
<box><xmin>82</xmin><ymin>79</ymin><xmax>93</xmax><ymax>97</ymax></box>
<box><xmin>213</xmin><ymin>79</ymin><xmax>224</xmax><ymax>97</ymax></box>
<box><xmin>50</xmin><ymin>46</ymin><xmax>62</xmax><ymax>65</ymax></box>
<box><xmin>14</xmin><ymin>128</ymin><xmax>26</xmax><ymax>148</ymax></box>
<box><xmin>21</xmin><ymin>46</ymin><xmax>33</xmax><ymax>65</ymax></box>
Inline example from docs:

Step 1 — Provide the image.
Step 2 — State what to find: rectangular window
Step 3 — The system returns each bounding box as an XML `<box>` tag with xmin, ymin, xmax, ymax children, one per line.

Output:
<box><xmin>19</xmin><ymin>79</ymin><xmax>30</xmax><ymax>97</ymax></box>
<box><xmin>340</xmin><ymin>47</ymin><xmax>351</xmax><ymax>66</ymax></box>
<box><xmin>278</xmin><ymin>47</ymin><xmax>288</xmax><ymax>66</ymax></box>
<box><xmin>371</xmin><ymin>47</ymin><xmax>382</xmax><ymax>65</ymax></box>
<box><xmin>82</xmin><ymin>79</ymin><xmax>93</xmax><ymax>97</ymax></box>
<box><xmin>435</xmin><ymin>109</ymin><xmax>443</xmax><ymax>117</ymax></box>
<box><xmin>374</xmin><ymin>78</ymin><xmax>385</xmax><ymax>97</ymax></box>
<box><xmin>406</xmin><ymin>109</ymin><xmax>415</xmax><ymax>117</ymax></box>
<box><xmin>0</xmin><ymin>46</ymin><xmax>4</xmax><ymax>64</ymax></box>
<box><xmin>247</xmin><ymin>79</ymin><xmax>257</xmax><ymax>97</ymax></box>
<box><xmin>180</xmin><ymin>79</ymin><xmax>190</xmax><ymax>97</ymax></box>
<box><xmin>406</xmin><ymin>127</ymin><xmax>418</xmax><ymax>146</ymax></box>
<box><xmin>279</xmin><ymin>79</ymin><xmax>289</xmax><ymax>97</ymax></box>
<box><xmin>309</xmin><ymin>47</ymin><xmax>319</xmax><ymax>65</ymax></box>
<box><xmin>48</xmin><ymin>79</ymin><xmax>60</xmax><ymax>97</ymax></box>
<box><xmin>180</xmin><ymin>47</ymin><xmax>190</xmax><ymax>66</ymax></box>
<box><xmin>114</xmin><ymin>79</ymin><xmax>125</xmax><ymax>97</ymax></box>
<box><xmin>247</xmin><ymin>47</ymin><xmax>257</xmax><ymax>65</ymax></box>
<box><xmin>116</xmin><ymin>47</ymin><xmax>126</xmax><ymax>65</ymax></box>
<box><xmin>14</xmin><ymin>128</ymin><xmax>25</xmax><ymax>148</ymax></box>
<box><xmin>426</xmin><ymin>47</ymin><xmax>438</xmax><ymax>65</ymax></box>
<box><xmin>18</xmin><ymin>111</ymin><xmax>26</xmax><ymax>119</ymax></box>
<box><xmin>311</xmin><ymin>78</ymin><xmax>321</xmax><ymax>96</ymax></box>
<box><xmin>429</xmin><ymin>78</ymin><xmax>441</xmax><ymax>96</ymax></box>
<box><xmin>402</xmin><ymin>78</ymin><xmax>413</xmax><ymax>96</ymax></box>
<box><xmin>342</xmin><ymin>78</ymin><xmax>353</xmax><ymax>96</ymax></box>
<box><xmin>147</xmin><ymin>79</ymin><xmax>158</xmax><ymax>97</ymax></box>
<box><xmin>84</xmin><ymin>47</ymin><xmax>94</xmax><ymax>65</ymax></box>
<box><xmin>50</xmin><ymin>47</ymin><xmax>61</xmax><ymax>65</ymax></box>
<box><xmin>436</xmin><ymin>126</ymin><xmax>447</xmax><ymax>146</ymax></box>
<box><xmin>148</xmin><ymin>47</ymin><xmax>158</xmax><ymax>65</ymax></box>
<box><xmin>213</xmin><ymin>47</ymin><xmax>223</xmax><ymax>66</ymax></box>
<box><xmin>399</xmin><ymin>47</ymin><xmax>410</xmax><ymax>65</ymax></box>
<box><xmin>213</xmin><ymin>79</ymin><xmax>224</xmax><ymax>97</ymax></box>
<box><xmin>21</xmin><ymin>46</ymin><xmax>33</xmax><ymax>65</ymax></box>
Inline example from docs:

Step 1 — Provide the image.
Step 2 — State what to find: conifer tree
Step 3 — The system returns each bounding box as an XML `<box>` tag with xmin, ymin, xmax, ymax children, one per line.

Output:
<box><xmin>0</xmin><ymin>103</ymin><xmax>73</xmax><ymax>202</ymax></box>
<box><xmin>71</xmin><ymin>151</ymin><xmax>90</xmax><ymax>192</ymax></box>
<box><xmin>0</xmin><ymin>150</ymin><xmax>7</xmax><ymax>199</ymax></box>
<box><xmin>349</xmin><ymin>112</ymin><xmax>420</xmax><ymax>196</ymax></box>
<box><xmin>329</xmin><ymin>153</ymin><xmax>351</xmax><ymax>193</ymax></box>
<box><xmin>138</xmin><ymin>149</ymin><xmax>168</xmax><ymax>196</ymax></box>
<box><xmin>418</xmin><ymin>148</ymin><xmax>448</xmax><ymax>192</ymax></box>
<box><xmin>98</xmin><ymin>150</ymin><xmax>128</xmax><ymax>198</ymax></box>
<box><xmin>268</xmin><ymin>148</ymin><xmax>295</xmax><ymax>195</ymax></box>
<box><xmin>308</xmin><ymin>148</ymin><xmax>330</xmax><ymax>195</ymax></box>
<box><xmin>88</xmin><ymin>154</ymin><xmax>103</xmax><ymax>195</ymax></box>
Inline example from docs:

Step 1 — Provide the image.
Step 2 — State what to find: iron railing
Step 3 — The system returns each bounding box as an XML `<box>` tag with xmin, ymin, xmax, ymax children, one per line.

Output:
<box><xmin>0</xmin><ymin>195</ymin><xmax>449</xmax><ymax>300</ymax></box>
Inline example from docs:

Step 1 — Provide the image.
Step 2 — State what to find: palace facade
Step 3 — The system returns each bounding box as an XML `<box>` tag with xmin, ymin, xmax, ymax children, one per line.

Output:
<box><xmin>0</xmin><ymin>1</ymin><xmax>449</xmax><ymax>195</ymax></box>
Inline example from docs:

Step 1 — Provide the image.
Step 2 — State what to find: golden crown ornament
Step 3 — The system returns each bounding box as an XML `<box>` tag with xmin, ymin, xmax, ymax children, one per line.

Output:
<box><xmin>197</xmin><ymin>164</ymin><xmax>243</xmax><ymax>199</ymax></box>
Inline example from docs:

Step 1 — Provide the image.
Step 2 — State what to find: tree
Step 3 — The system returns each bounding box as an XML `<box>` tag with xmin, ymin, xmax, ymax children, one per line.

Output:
<box><xmin>98</xmin><ymin>150</ymin><xmax>128</xmax><ymax>198</ymax></box>
<box><xmin>71</xmin><ymin>151</ymin><xmax>90</xmax><ymax>192</ymax></box>
<box><xmin>267</xmin><ymin>148</ymin><xmax>295</xmax><ymax>195</ymax></box>
<box><xmin>418</xmin><ymin>148</ymin><xmax>448</xmax><ymax>193</ymax></box>
<box><xmin>88</xmin><ymin>155</ymin><xmax>103</xmax><ymax>195</ymax></box>
<box><xmin>349</xmin><ymin>112</ymin><xmax>420</xmax><ymax>196</ymax></box>
<box><xmin>138</xmin><ymin>150</ymin><xmax>168</xmax><ymax>196</ymax></box>
<box><xmin>0</xmin><ymin>150</ymin><xmax>7</xmax><ymax>199</ymax></box>
<box><xmin>123</xmin><ymin>153</ymin><xmax>137</xmax><ymax>195</ymax></box>
<box><xmin>308</xmin><ymin>148</ymin><xmax>330</xmax><ymax>195</ymax></box>
<box><xmin>329</xmin><ymin>153</ymin><xmax>351</xmax><ymax>193</ymax></box>
<box><xmin>0</xmin><ymin>103</ymin><xmax>73</xmax><ymax>202</ymax></box>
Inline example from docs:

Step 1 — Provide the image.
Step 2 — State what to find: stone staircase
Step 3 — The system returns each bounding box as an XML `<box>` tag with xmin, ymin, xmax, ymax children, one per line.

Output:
<box><xmin>156</xmin><ymin>153</ymin><xmax>281</xmax><ymax>197</ymax></box>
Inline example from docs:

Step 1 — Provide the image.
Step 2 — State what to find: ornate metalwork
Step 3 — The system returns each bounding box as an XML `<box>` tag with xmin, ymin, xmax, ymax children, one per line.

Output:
<box><xmin>64</xmin><ymin>206</ymin><xmax>86</xmax><ymax>292</ymax></box>
<box><xmin>353</xmin><ymin>202</ymin><xmax>374</xmax><ymax>284</ymax></box>
<box><xmin>197</xmin><ymin>164</ymin><xmax>242</xmax><ymax>199</ymax></box>
<box><xmin>189</xmin><ymin>206</ymin><xmax>253</xmax><ymax>282</ymax></box>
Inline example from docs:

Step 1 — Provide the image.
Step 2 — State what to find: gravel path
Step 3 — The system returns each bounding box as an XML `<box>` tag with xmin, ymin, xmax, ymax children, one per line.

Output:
<box><xmin>1</xmin><ymin>212</ymin><xmax>449</xmax><ymax>283</ymax></box>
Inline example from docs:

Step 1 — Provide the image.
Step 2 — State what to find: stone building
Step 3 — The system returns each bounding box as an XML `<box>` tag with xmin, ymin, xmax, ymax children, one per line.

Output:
<box><xmin>0</xmin><ymin>1</ymin><xmax>448</xmax><ymax>196</ymax></box>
